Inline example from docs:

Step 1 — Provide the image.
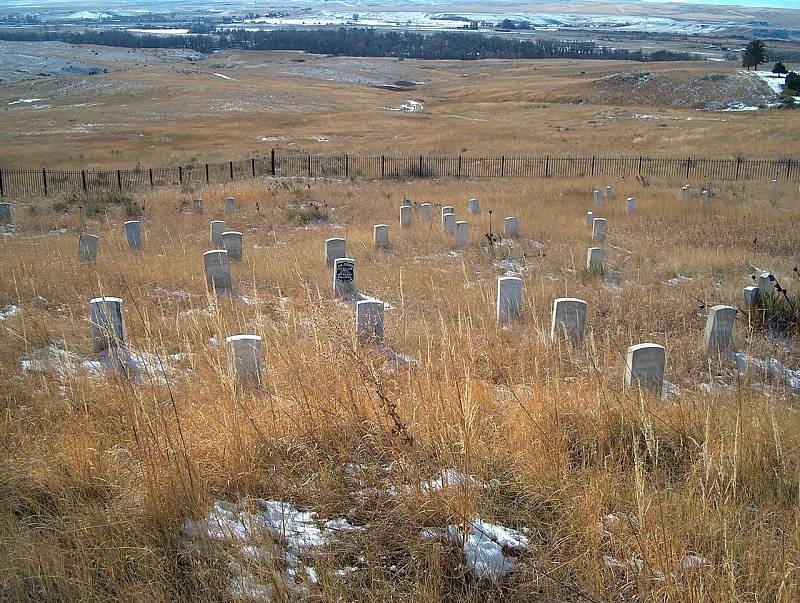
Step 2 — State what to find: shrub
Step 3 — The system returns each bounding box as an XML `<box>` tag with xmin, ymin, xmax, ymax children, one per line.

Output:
<box><xmin>773</xmin><ymin>61</ymin><xmax>788</xmax><ymax>74</ymax></box>
<box><xmin>786</xmin><ymin>71</ymin><xmax>800</xmax><ymax>93</ymax></box>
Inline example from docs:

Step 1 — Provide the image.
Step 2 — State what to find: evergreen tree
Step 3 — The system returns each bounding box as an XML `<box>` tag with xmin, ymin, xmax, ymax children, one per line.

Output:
<box><xmin>742</xmin><ymin>39</ymin><xmax>767</xmax><ymax>70</ymax></box>
<box><xmin>772</xmin><ymin>61</ymin><xmax>788</xmax><ymax>74</ymax></box>
<box><xmin>786</xmin><ymin>71</ymin><xmax>800</xmax><ymax>93</ymax></box>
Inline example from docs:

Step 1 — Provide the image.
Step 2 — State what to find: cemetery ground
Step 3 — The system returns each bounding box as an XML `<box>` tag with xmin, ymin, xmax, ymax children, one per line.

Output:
<box><xmin>0</xmin><ymin>174</ymin><xmax>799</xmax><ymax>601</ymax></box>
<box><xmin>1</xmin><ymin>43</ymin><xmax>799</xmax><ymax>171</ymax></box>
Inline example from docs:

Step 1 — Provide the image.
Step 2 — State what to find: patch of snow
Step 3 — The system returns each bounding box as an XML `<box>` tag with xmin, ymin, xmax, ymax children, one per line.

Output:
<box><xmin>447</xmin><ymin>517</ymin><xmax>529</xmax><ymax>581</ymax></box>
<box><xmin>213</xmin><ymin>73</ymin><xmax>236</xmax><ymax>81</ymax></box>
<box><xmin>680</xmin><ymin>555</ymin><xmax>710</xmax><ymax>572</ymax></box>
<box><xmin>0</xmin><ymin>305</ymin><xmax>21</xmax><ymax>320</ymax></box>
<box><xmin>416</xmin><ymin>468</ymin><xmax>485</xmax><ymax>493</ymax></box>
<box><xmin>733</xmin><ymin>352</ymin><xmax>800</xmax><ymax>393</ymax></box>
<box><xmin>667</xmin><ymin>274</ymin><xmax>693</xmax><ymax>287</ymax></box>
<box><xmin>721</xmin><ymin>103</ymin><xmax>760</xmax><ymax>112</ymax></box>
<box><xmin>8</xmin><ymin>98</ymin><xmax>43</xmax><ymax>105</ymax></box>
<box><xmin>184</xmin><ymin>499</ymin><xmax>362</xmax><ymax>600</ymax></box>
<box><xmin>385</xmin><ymin>100</ymin><xmax>424</xmax><ymax>112</ymax></box>
<box><xmin>750</xmin><ymin>70</ymin><xmax>785</xmax><ymax>96</ymax></box>
<box><xmin>67</xmin><ymin>11</ymin><xmax>110</xmax><ymax>20</ymax></box>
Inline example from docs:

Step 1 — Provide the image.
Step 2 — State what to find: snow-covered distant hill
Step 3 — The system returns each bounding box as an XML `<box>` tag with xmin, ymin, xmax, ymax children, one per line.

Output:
<box><xmin>3</xmin><ymin>1</ymin><xmax>800</xmax><ymax>40</ymax></box>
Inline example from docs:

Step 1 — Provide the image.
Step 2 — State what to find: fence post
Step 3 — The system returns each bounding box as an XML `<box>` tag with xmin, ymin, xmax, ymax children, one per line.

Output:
<box><xmin>735</xmin><ymin>156</ymin><xmax>741</xmax><ymax>180</ymax></box>
<box><xmin>204</xmin><ymin>163</ymin><xmax>209</xmax><ymax>183</ymax></box>
<box><xmin>345</xmin><ymin>155</ymin><xmax>349</xmax><ymax>178</ymax></box>
<box><xmin>251</xmin><ymin>157</ymin><xmax>256</xmax><ymax>179</ymax></box>
<box><xmin>117</xmin><ymin>169</ymin><xmax>122</xmax><ymax>190</ymax></box>
<box><xmin>638</xmin><ymin>156</ymin><xmax>643</xmax><ymax>176</ymax></box>
<box><xmin>229</xmin><ymin>161</ymin><xmax>234</xmax><ymax>181</ymax></box>
<box><xmin>307</xmin><ymin>155</ymin><xmax>312</xmax><ymax>178</ymax></box>
<box><xmin>545</xmin><ymin>155</ymin><xmax>549</xmax><ymax>177</ymax></box>
<box><xmin>419</xmin><ymin>155</ymin><xmax>423</xmax><ymax>177</ymax></box>
<box><xmin>178</xmin><ymin>165</ymin><xmax>183</xmax><ymax>185</ymax></box>
<box><xmin>149</xmin><ymin>168</ymin><xmax>154</xmax><ymax>189</ymax></box>
<box><xmin>786</xmin><ymin>158</ymin><xmax>792</xmax><ymax>180</ymax></box>
<box><xmin>271</xmin><ymin>148</ymin><xmax>276</xmax><ymax>176</ymax></box>
<box><xmin>81</xmin><ymin>169</ymin><xmax>88</xmax><ymax>194</ymax></box>
<box><xmin>381</xmin><ymin>155</ymin><xmax>385</xmax><ymax>179</ymax></box>
<box><xmin>0</xmin><ymin>169</ymin><xmax>4</xmax><ymax>197</ymax></box>
<box><xmin>501</xmin><ymin>156</ymin><xmax>505</xmax><ymax>178</ymax></box>
<box><xmin>458</xmin><ymin>155</ymin><xmax>462</xmax><ymax>178</ymax></box>
<box><xmin>591</xmin><ymin>155</ymin><xmax>596</xmax><ymax>177</ymax></box>
<box><xmin>42</xmin><ymin>168</ymin><xmax>48</xmax><ymax>196</ymax></box>
<box><xmin>685</xmin><ymin>157</ymin><xmax>691</xmax><ymax>180</ymax></box>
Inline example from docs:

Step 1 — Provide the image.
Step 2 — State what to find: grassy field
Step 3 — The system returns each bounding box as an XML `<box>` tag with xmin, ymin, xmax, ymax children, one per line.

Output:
<box><xmin>0</xmin><ymin>174</ymin><xmax>798</xmax><ymax>601</ymax></box>
<box><xmin>0</xmin><ymin>46</ymin><xmax>798</xmax><ymax>170</ymax></box>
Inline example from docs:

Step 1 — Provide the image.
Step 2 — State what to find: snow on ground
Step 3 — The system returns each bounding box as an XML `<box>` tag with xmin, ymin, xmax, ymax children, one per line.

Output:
<box><xmin>213</xmin><ymin>73</ymin><xmax>236</xmax><ymax>81</ymax></box>
<box><xmin>385</xmin><ymin>100</ymin><xmax>424</xmax><ymax>112</ymax></box>
<box><xmin>733</xmin><ymin>352</ymin><xmax>800</xmax><ymax>393</ymax></box>
<box><xmin>233</xmin><ymin>10</ymin><xmax>740</xmax><ymax>38</ymax></box>
<box><xmin>7</xmin><ymin>98</ymin><xmax>43</xmax><ymax>105</ymax></box>
<box><xmin>447</xmin><ymin>518</ymin><xmax>529</xmax><ymax>580</ymax></box>
<box><xmin>183</xmin><ymin>498</ymin><xmax>362</xmax><ymax>600</ymax></box>
<box><xmin>67</xmin><ymin>11</ymin><xmax>111</xmax><ymax>20</ymax></box>
<box><xmin>751</xmin><ymin>70</ymin><xmax>786</xmax><ymax>96</ymax></box>
<box><xmin>0</xmin><ymin>305</ymin><xmax>21</xmax><ymax>320</ymax></box>
<box><xmin>20</xmin><ymin>344</ymin><xmax>188</xmax><ymax>385</ymax></box>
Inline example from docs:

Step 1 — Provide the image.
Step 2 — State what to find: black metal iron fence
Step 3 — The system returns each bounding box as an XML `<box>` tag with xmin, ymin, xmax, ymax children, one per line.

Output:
<box><xmin>1</xmin><ymin>151</ymin><xmax>797</xmax><ymax>198</ymax></box>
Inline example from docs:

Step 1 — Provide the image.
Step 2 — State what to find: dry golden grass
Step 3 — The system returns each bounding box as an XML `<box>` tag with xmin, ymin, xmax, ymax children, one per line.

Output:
<box><xmin>1</xmin><ymin>50</ymin><xmax>797</xmax><ymax>170</ymax></box>
<box><xmin>0</xmin><ymin>174</ymin><xmax>798</xmax><ymax>601</ymax></box>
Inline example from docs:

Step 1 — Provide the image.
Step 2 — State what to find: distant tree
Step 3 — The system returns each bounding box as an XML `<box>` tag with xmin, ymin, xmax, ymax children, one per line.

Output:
<box><xmin>786</xmin><ymin>71</ymin><xmax>800</xmax><ymax>93</ymax></box>
<box><xmin>742</xmin><ymin>39</ymin><xmax>767</xmax><ymax>70</ymax></box>
<box><xmin>773</xmin><ymin>61</ymin><xmax>788</xmax><ymax>74</ymax></box>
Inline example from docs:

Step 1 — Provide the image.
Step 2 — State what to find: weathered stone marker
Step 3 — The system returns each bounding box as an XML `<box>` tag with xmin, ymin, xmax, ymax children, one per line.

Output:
<box><xmin>497</xmin><ymin>276</ymin><xmax>524</xmax><ymax>326</ymax></box>
<box><xmin>592</xmin><ymin>217</ymin><xmax>607</xmax><ymax>241</ymax></box>
<box><xmin>442</xmin><ymin>206</ymin><xmax>454</xmax><ymax>220</ymax></box>
<box><xmin>356</xmin><ymin>300</ymin><xmax>385</xmax><ymax>342</ymax></box>
<box><xmin>550</xmin><ymin>298</ymin><xmax>588</xmax><ymax>344</ymax></box>
<box><xmin>605</xmin><ymin>186</ymin><xmax>613</xmax><ymax>199</ymax></box>
<box><xmin>224</xmin><ymin>197</ymin><xmax>236</xmax><ymax>215</ymax></box>
<box><xmin>89</xmin><ymin>297</ymin><xmax>124</xmax><ymax>352</ymax></box>
<box><xmin>682</xmin><ymin>185</ymin><xmax>690</xmax><ymax>200</ymax></box>
<box><xmin>222</xmin><ymin>231</ymin><xmax>243</xmax><ymax>260</ymax></box>
<box><xmin>78</xmin><ymin>234</ymin><xmax>100</xmax><ymax>262</ymax></box>
<box><xmin>587</xmin><ymin>247</ymin><xmax>604</xmax><ymax>272</ymax></box>
<box><xmin>585</xmin><ymin>211</ymin><xmax>594</xmax><ymax>229</ymax></box>
<box><xmin>504</xmin><ymin>216</ymin><xmax>518</xmax><ymax>238</ymax></box>
<box><xmin>374</xmin><ymin>224</ymin><xmax>389</xmax><ymax>248</ymax></box>
<box><xmin>743</xmin><ymin>286</ymin><xmax>760</xmax><ymax>310</ymax></box>
<box><xmin>203</xmin><ymin>250</ymin><xmax>231</xmax><ymax>293</ymax></box>
<box><xmin>626</xmin><ymin>197</ymin><xmax>636</xmax><ymax>215</ymax></box>
<box><xmin>333</xmin><ymin>257</ymin><xmax>356</xmax><ymax>297</ymax></box>
<box><xmin>455</xmin><ymin>221</ymin><xmax>468</xmax><ymax>247</ymax></box>
<box><xmin>442</xmin><ymin>212</ymin><xmax>456</xmax><ymax>235</ymax></box>
<box><xmin>625</xmin><ymin>343</ymin><xmax>665</xmax><ymax>394</ymax></box>
<box><xmin>400</xmin><ymin>205</ymin><xmax>412</xmax><ymax>228</ymax></box>
<box><xmin>226</xmin><ymin>334</ymin><xmax>263</xmax><ymax>385</ymax></box>
<box><xmin>469</xmin><ymin>198</ymin><xmax>481</xmax><ymax>215</ymax></box>
<box><xmin>701</xmin><ymin>189</ymin><xmax>709</xmax><ymax>204</ymax></box>
<box><xmin>193</xmin><ymin>199</ymin><xmax>204</xmax><ymax>214</ymax></box>
<box><xmin>593</xmin><ymin>190</ymin><xmax>602</xmax><ymax>206</ymax></box>
<box><xmin>0</xmin><ymin>202</ymin><xmax>11</xmax><ymax>222</ymax></box>
<box><xmin>420</xmin><ymin>203</ymin><xmax>433</xmax><ymax>221</ymax></box>
<box><xmin>758</xmin><ymin>272</ymin><xmax>775</xmax><ymax>295</ymax></box>
<box><xmin>401</xmin><ymin>198</ymin><xmax>412</xmax><ymax>208</ymax></box>
<box><xmin>704</xmin><ymin>305</ymin><xmax>737</xmax><ymax>355</ymax></box>
<box><xmin>325</xmin><ymin>237</ymin><xmax>346</xmax><ymax>265</ymax></box>
<box><xmin>211</xmin><ymin>220</ymin><xmax>226</xmax><ymax>246</ymax></box>
<box><xmin>124</xmin><ymin>220</ymin><xmax>142</xmax><ymax>249</ymax></box>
